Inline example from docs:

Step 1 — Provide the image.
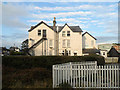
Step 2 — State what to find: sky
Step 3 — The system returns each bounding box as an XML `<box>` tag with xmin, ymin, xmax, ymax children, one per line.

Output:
<box><xmin>1</xmin><ymin>1</ymin><xmax>119</xmax><ymax>48</ymax></box>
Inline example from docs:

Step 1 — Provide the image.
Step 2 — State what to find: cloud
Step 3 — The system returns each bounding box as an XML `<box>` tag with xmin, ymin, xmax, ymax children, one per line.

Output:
<box><xmin>3</xmin><ymin>0</ymin><xmax>120</xmax><ymax>2</ymax></box>
<box><xmin>96</xmin><ymin>36</ymin><xmax>118</xmax><ymax>44</ymax></box>
<box><xmin>2</xmin><ymin>33</ymin><xmax>28</xmax><ymax>48</ymax></box>
<box><xmin>32</xmin><ymin>11</ymin><xmax>92</xmax><ymax>19</ymax></box>
<box><xmin>104</xmin><ymin>20</ymin><xmax>118</xmax><ymax>35</ymax></box>
<box><xmin>2</xmin><ymin>3</ymin><xmax>32</xmax><ymax>29</ymax></box>
<box><xmin>34</xmin><ymin>4</ymin><xmax>117</xmax><ymax>11</ymax></box>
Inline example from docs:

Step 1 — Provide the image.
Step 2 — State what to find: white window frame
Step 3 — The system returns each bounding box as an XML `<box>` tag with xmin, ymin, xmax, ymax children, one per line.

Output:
<box><xmin>49</xmin><ymin>50</ymin><xmax>52</xmax><ymax>55</ymax></box>
<box><xmin>38</xmin><ymin>29</ymin><xmax>41</xmax><ymax>36</ymax></box>
<box><xmin>62</xmin><ymin>31</ymin><xmax>65</xmax><ymax>37</ymax></box>
<box><xmin>62</xmin><ymin>40</ymin><xmax>66</xmax><ymax>48</ymax></box>
<box><xmin>91</xmin><ymin>40</ymin><xmax>94</xmax><ymax>46</ymax></box>
<box><xmin>67</xmin><ymin>40</ymin><xmax>70</xmax><ymax>47</ymax></box>
<box><xmin>67</xmin><ymin>31</ymin><xmax>70</xmax><ymax>36</ymax></box>
<box><xmin>49</xmin><ymin>40</ymin><xmax>53</xmax><ymax>47</ymax></box>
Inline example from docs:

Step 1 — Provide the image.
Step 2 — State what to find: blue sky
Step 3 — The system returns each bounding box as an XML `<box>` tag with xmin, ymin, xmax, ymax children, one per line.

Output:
<box><xmin>1</xmin><ymin>2</ymin><xmax>118</xmax><ymax>48</ymax></box>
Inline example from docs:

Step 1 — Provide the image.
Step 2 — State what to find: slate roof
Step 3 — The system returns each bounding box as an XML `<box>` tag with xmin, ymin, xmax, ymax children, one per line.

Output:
<box><xmin>83</xmin><ymin>48</ymin><xmax>100</xmax><ymax>54</ymax></box>
<box><xmin>28</xmin><ymin>21</ymin><xmax>83</xmax><ymax>32</ymax></box>
<box><xmin>108</xmin><ymin>46</ymin><xmax>120</xmax><ymax>57</ymax></box>
<box><xmin>82</xmin><ymin>32</ymin><xmax>97</xmax><ymax>40</ymax></box>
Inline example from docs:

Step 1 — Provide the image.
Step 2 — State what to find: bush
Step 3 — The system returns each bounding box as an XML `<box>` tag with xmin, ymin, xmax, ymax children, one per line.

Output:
<box><xmin>10</xmin><ymin>51</ymin><xmax>25</xmax><ymax>55</ymax></box>
<box><xmin>2</xmin><ymin>67</ymin><xmax>52</xmax><ymax>88</ymax></box>
<box><xmin>58</xmin><ymin>82</ymin><xmax>72</xmax><ymax>88</ymax></box>
<box><xmin>2</xmin><ymin>55</ymin><xmax>105</xmax><ymax>70</ymax></box>
<box><xmin>2</xmin><ymin>55</ymin><xmax>105</xmax><ymax>88</ymax></box>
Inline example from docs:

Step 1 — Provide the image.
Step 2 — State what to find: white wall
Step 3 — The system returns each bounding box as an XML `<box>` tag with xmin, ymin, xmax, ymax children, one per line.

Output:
<box><xmin>28</xmin><ymin>23</ymin><xmax>55</xmax><ymax>56</ymax></box>
<box><xmin>100</xmin><ymin>50</ymin><xmax>107</xmax><ymax>58</ymax></box>
<box><xmin>82</xmin><ymin>33</ymin><xmax>96</xmax><ymax>49</ymax></box>
<box><xmin>59</xmin><ymin>25</ymin><xmax>82</xmax><ymax>56</ymax></box>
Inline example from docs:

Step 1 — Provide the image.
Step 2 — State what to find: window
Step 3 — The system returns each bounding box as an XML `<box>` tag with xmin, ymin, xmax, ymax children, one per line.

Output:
<box><xmin>67</xmin><ymin>40</ymin><xmax>70</xmax><ymax>47</ymax></box>
<box><xmin>66</xmin><ymin>50</ymin><xmax>68</xmax><ymax>56</ymax></box>
<box><xmin>74</xmin><ymin>52</ymin><xmax>77</xmax><ymax>56</ymax></box>
<box><xmin>38</xmin><ymin>30</ymin><xmax>41</xmax><ymax>36</ymax></box>
<box><xmin>49</xmin><ymin>50</ymin><xmax>52</xmax><ymax>55</ymax></box>
<box><xmin>43</xmin><ymin>29</ymin><xmax>46</xmax><ymax>37</ymax></box>
<box><xmin>62</xmin><ymin>31</ymin><xmax>65</xmax><ymax>37</ymax></box>
<box><xmin>91</xmin><ymin>40</ymin><xmax>94</xmax><ymax>46</ymax></box>
<box><xmin>85</xmin><ymin>44</ymin><xmax>89</xmax><ymax>47</ymax></box>
<box><xmin>67</xmin><ymin>31</ymin><xmax>70</xmax><ymax>36</ymax></box>
<box><xmin>62</xmin><ymin>40</ymin><xmax>66</xmax><ymax>47</ymax></box>
<box><xmin>69</xmin><ymin>50</ymin><xmax>71</xmax><ymax>55</ymax></box>
<box><xmin>103</xmin><ymin>52</ymin><xmax>105</xmax><ymax>55</ymax></box>
<box><xmin>62</xmin><ymin>50</ymin><xmax>64</xmax><ymax>55</ymax></box>
<box><xmin>49</xmin><ymin>40</ymin><xmax>53</xmax><ymax>47</ymax></box>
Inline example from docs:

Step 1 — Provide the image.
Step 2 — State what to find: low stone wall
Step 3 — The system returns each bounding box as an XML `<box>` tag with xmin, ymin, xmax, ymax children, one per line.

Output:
<box><xmin>105</xmin><ymin>57</ymin><xmax>118</xmax><ymax>63</ymax></box>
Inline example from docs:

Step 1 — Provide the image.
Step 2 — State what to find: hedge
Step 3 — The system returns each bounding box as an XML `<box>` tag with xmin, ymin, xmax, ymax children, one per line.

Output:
<box><xmin>2</xmin><ymin>55</ymin><xmax>105</xmax><ymax>70</ymax></box>
<box><xmin>2</xmin><ymin>55</ymin><xmax>105</xmax><ymax>88</ymax></box>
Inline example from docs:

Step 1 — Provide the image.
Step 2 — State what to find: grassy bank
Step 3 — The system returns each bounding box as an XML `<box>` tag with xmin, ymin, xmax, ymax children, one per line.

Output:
<box><xmin>2</xmin><ymin>55</ymin><xmax>105</xmax><ymax>88</ymax></box>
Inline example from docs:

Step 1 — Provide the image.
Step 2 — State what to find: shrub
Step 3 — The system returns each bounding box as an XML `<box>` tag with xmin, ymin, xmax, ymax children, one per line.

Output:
<box><xmin>2</xmin><ymin>67</ymin><xmax>52</xmax><ymax>88</ymax></box>
<box><xmin>58</xmin><ymin>82</ymin><xmax>72</xmax><ymax>88</ymax></box>
<box><xmin>2</xmin><ymin>55</ymin><xmax>105</xmax><ymax>70</ymax></box>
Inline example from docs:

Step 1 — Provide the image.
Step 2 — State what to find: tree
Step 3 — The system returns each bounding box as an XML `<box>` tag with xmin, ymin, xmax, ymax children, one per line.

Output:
<box><xmin>21</xmin><ymin>39</ymin><xmax>28</xmax><ymax>54</ymax></box>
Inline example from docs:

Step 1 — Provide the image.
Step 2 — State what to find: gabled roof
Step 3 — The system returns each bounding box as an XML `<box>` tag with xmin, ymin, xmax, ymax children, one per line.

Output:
<box><xmin>108</xmin><ymin>46</ymin><xmax>120</xmax><ymax>57</ymax></box>
<box><xmin>82</xmin><ymin>32</ymin><xmax>97</xmax><ymax>40</ymax></box>
<box><xmin>28</xmin><ymin>21</ymin><xmax>83</xmax><ymax>32</ymax></box>
<box><xmin>56</xmin><ymin>23</ymin><xmax>83</xmax><ymax>32</ymax></box>
<box><xmin>28</xmin><ymin>21</ymin><xmax>53</xmax><ymax>32</ymax></box>
<box><xmin>29</xmin><ymin>38</ymin><xmax>47</xmax><ymax>50</ymax></box>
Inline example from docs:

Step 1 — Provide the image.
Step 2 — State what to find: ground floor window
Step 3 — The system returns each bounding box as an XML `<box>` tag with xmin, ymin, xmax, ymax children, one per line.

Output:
<box><xmin>49</xmin><ymin>50</ymin><xmax>52</xmax><ymax>55</ymax></box>
<box><xmin>62</xmin><ymin>50</ymin><xmax>64</xmax><ymax>55</ymax></box>
<box><xmin>74</xmin><ymin>52</ymin><xmax>77</xmax><ymax>56</ymax></box>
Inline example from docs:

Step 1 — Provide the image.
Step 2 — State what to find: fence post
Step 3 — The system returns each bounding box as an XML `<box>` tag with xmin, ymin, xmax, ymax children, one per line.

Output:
<box><xmin>76</xmin><ymin>66</ymin><xmax>78</xmax><ymax>87</ymax></box>
<box><xmin>102</xmin><ymin>66</ymin><xmax>103</xmax><ymax>88</ymax></box>
<box><xmin>107</xmin><ymin>65</ymin><xmax>109</xmax><ymax>87</ymax></box>
<box><xmin>58</xmin><ymin>65</ymin><xmax>59</xmax><ymax>86</ymax></box>
<box><xmin>99</xmin><ymin>66</ymin><xmax>101</xmax><ymax>88</ymax></box>
<box><xmin>95</xmin><ymin>64</ymin><xmax>96</xmax><ymax>87</ymax></box>
<box><xmin>81</xmin><ymin>65</ymin><xmax>83</xmax><ymax>87</ymax></box>
<box><xmin>78</xmin><ymin>66</ymin><xmax>80</xmax><ymax>88</ymax></box>
<box><xmin>53</xmin><ymin>65</ymin><xmax>55</xmax><ymax>88</ymax></box>
<box><xmin>112</xmin><ymin>65</ymin><xmax>114</xmax><ymax>88</ymax></box>
<box><xmin>115</xmin><ymin>65</ymin><xmax>116</xmax><ymax>87</ymax></box>
<box><xmin>104</xmin><ymin>65</ymin><xmax>106</xmax><ymax>88</ymax></box>
<box><xmin>70</xmin><ymin>62</ymin><xmax>72</xmax><ymax>87</ymax></box>
<box><xmin>117</xmin><ymin>65</ymin><xmax>119</xmax><ymax>88</ymax></box>
<box><xmin>110</xmin><ymin>65</ymin><xmax>111</xmax><ymax>88</ymax></box>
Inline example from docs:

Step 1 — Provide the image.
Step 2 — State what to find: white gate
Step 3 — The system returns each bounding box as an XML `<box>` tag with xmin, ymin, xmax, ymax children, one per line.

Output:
<box><xmin>52</xmin><ymin>61</ymin><xmax>120</xmax><ymax>88</ymax></box>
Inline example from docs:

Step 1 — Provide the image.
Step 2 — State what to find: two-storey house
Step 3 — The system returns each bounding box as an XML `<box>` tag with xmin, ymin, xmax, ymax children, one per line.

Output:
<box><xmin>28</xmin><ymin>17</ymin><xmax>83</xmax><ymax>56</ymax></box>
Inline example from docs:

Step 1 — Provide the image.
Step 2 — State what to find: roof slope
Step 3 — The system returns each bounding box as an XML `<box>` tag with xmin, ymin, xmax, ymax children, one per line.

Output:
<box><xmin>28</xmin><ymin>21</ymin><xmax>53</xmax><ymax>32</ymax></box>
<box><xmin>82</xmin><ymin>32</ymin><xmax>97</xmax><ymax>40</ymax></box>
<box><xmin>83</xmin><ymin>48</ymin><xmax>100</xmax><ymax>54</ymax></box>
<box><xmin>28</xmin><ymin>21</ymin><xmax>82</xmax><ymax>32</ymax></box>
<box><xmin>108</xmin><ymin>46</ymin><xmax>120</xmax><ymax>57</ymax></box>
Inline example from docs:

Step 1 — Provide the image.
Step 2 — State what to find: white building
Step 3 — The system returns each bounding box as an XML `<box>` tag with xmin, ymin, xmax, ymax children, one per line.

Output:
<box><xmin>28</xmin><ymin>17</ymin><xmax>96</xmax><ymax>56</ymax></box>
<box><xmin>82</xmin><ymin>32</ymin><xmax>99</xmax><ymax>55</ymax></box>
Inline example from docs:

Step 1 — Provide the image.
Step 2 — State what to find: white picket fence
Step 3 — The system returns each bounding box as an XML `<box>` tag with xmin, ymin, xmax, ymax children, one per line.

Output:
<box><xmin>52</xmin><ymin>61</ymin><xmax>120</xmax><ymax>88</ymax></box>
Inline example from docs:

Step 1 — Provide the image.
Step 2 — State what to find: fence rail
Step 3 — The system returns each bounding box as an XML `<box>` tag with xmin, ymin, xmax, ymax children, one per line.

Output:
<box><xmin>52</xmin><ymin>61</ymin><xmax>120</xmax><ymax>88</ymax></box>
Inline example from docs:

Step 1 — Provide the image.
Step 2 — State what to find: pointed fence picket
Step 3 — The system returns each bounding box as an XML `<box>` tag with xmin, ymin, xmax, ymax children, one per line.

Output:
<box><xmin>53</xmin><ymin>61</ymin><xmax>120</xmax><ymax>88</ymax></box>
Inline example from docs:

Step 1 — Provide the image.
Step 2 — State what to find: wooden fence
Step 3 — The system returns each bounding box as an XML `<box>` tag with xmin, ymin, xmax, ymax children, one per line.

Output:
<box><xmin>52</xmin><ymin>61</ymin><xmax>120</xmax><ymax>88</ymax></box>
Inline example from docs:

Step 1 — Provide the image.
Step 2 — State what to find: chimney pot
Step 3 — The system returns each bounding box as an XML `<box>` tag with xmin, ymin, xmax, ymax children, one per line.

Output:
<box><xmin>53</xmin><ymin>17</ymin><xmax>56</xmax><ymax>27</ymax></box>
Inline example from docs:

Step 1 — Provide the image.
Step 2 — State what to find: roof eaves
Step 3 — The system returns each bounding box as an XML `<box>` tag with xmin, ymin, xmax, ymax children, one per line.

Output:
<box><xmin>28</xmin><ymin>21</ymin><xmax>53</xmax><ymax>32</ymax></box>
<box><xmin>82</xmin><ymin>32</ymin><xmax>97</xmax><ymax>40</ymax></box>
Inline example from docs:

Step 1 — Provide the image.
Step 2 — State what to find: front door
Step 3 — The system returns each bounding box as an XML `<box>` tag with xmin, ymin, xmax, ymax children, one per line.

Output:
<box><xmin>43</xmin><ymin>29</ymin><xmax>46</xmax><ymax>38</ymax></box>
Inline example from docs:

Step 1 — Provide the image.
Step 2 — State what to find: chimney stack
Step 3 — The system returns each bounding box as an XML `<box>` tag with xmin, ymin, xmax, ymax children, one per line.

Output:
<box><xmin>53</xmin><ymin>17</ymin><xmax>56</xmax><ymax>27</ymax></box>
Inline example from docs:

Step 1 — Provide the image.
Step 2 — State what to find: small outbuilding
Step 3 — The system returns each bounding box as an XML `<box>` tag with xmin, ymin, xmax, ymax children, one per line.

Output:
<box><xmin>108</xmin><ymin>46</ymin><xmax>120</xmax><ymax>57</ymax></box>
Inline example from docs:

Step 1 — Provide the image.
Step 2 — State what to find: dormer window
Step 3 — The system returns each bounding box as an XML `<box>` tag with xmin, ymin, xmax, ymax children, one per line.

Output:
<box><xmin>38</xmin><ymin>30</ymin><xmax>41</xmax><ymax>36</ymax></box>
<box><xmin>62</xmin><ymin>31</ymin><xmax>65</xmax><ymax>37</ymax></box>
<box><xmin>67</xmin><ymin>31</ymin><xmax>70</xmax><ymax>36</ymax></box>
